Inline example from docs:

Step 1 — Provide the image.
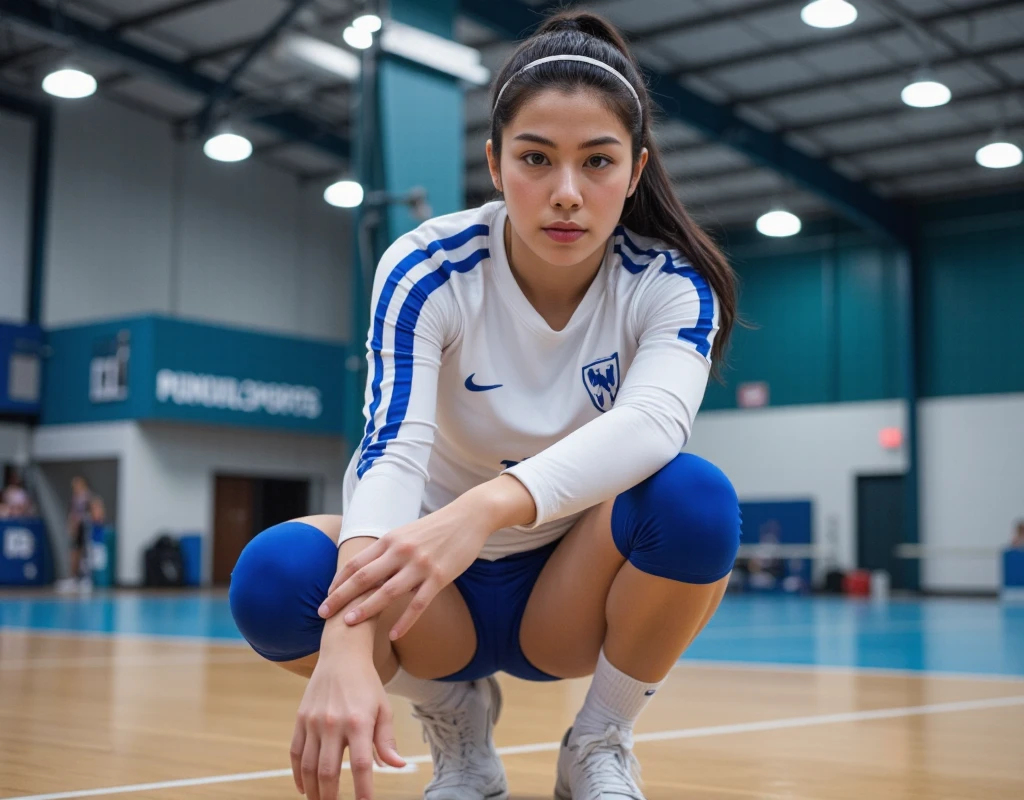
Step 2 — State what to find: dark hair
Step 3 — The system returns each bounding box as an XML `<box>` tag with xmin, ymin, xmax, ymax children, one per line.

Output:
<box><xmin>490</xmin><ymin>11</ymin><xmax>737</xmax><ymax>375</ymax></box>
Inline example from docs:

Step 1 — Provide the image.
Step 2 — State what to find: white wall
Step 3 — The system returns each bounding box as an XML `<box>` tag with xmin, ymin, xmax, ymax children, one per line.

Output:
<box><xmin>687</xmin><ymin>400</ymin><xmax>908</xmax><ymax>572</ymax></box>
<box><xmin>32</xmin><ymin>421</ymin><xmax>347</xmax><ymax>584</ymax></box>
<box><xmin>0</xmin><ymin>109</ymin><xmax>33</xmax><ymax>324</ymax></box>
<box><xmin>44</xmin><ymin>97</ymin><xmax>352</xmax><ymax>341</ymax></box>
<box><xmin>919</xmin><ymin>393</ymin><xmax>1024</xmax><ymax>592</ymax></box>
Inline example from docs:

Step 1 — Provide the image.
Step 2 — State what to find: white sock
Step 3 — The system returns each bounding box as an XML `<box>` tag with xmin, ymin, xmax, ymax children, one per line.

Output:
<box><xmin>573</xmin><ymin>648</ymin><xmax>665</xmax><ymax>736</ymax></box>
<box><xmin>384</xmin><ymin>665</ymin><xmax>463</xmax><ymax>709</ymax></box>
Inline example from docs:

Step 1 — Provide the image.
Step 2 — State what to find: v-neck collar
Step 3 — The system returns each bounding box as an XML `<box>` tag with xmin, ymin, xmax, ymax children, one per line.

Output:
<box><xmin>490</xmin><ymin>204</ymin><xmax>611</xmax><ymax>338</ymax></box>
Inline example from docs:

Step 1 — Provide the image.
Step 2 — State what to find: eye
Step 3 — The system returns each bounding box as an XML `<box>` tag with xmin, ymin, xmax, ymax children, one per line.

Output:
<box><xmin>523</xmin><ymin>152</ymin><xmax>549</xmax><ymax>166</ymax></box>
<box><xmin>586</xmin><ymin>155</ymin><xmax>612</xmax><ymax>169</ymax></box>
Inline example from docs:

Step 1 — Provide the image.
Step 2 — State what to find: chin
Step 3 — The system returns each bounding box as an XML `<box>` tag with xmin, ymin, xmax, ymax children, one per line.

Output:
<box><xmin>533</xmin><ymin>236</ymin><xmax>591</xmax><ymax>267</ymax></box>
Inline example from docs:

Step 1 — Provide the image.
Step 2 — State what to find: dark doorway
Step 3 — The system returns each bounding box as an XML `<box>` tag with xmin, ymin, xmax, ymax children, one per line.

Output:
<box><xmin>856</xmin><ymin>474</ymin><xmax>917</xmax><ymax>591</ymax></box>
<box><xmin>255</xmin><ymin>477</ymin><xmax>310</xmax><ymax>535</ymax></box>
<box><xmin>212</xmin><ymin>475</ymin><xmax>310</xmax><ymax>585</ymax></box>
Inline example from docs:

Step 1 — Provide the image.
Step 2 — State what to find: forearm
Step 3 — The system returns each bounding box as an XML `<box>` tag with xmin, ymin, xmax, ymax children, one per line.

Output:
<box><xmin>456</xmin><ymin>473</ymin><xmax>538</xmax><ymax>531</ymax></box>
<box><xmin>505</xmin><ymin>403</ymin><xmax>686</xmax><ymax>527</ymax></box>
<box><xmin>319</xmin><ymin>537</ymin><xmax>380</xmax><ymax>659</ymax></box>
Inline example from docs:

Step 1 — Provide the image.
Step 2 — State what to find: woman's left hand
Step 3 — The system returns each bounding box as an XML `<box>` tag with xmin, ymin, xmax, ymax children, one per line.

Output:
<box><xmin>318</xmin><ymin>476</ymin><xmax>536</xmax><ymax>640</ymax></box>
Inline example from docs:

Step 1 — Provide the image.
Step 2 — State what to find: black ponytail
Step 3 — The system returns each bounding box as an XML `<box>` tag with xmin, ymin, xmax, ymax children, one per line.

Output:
<box><xmin>490</xmin><ymin>11</ymin><xmax>738</xmax><ymax>377</ymax></box>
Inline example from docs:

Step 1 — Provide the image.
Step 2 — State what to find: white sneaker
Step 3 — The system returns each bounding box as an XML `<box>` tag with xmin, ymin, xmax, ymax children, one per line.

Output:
<box><xmin>554</xmin><ymin>725</ymin><xmax>646</xmax><ymax>800</ymax></box>
<box><xmin>412</xmin><ymin>675</ymin><xmax>508</xmax><ymax>800</ymax></box>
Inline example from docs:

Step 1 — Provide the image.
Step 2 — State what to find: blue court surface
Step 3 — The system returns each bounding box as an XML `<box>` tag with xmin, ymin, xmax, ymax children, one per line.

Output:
<box><xmin>1</xmin><ymin>593</ymin><xmax>1022</xmax><ymax>678</ymax></box>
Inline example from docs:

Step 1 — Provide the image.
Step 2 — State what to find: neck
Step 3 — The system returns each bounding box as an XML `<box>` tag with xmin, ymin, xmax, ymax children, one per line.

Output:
<box><xmin>504</xmin><ymin>217</ymin><xmax>606</xmax><ymax>330</ymax></box>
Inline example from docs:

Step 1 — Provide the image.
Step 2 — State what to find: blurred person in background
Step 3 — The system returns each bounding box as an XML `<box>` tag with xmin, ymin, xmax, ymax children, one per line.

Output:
<box><xmin>58</xmin><ymin>476</ymin><xmax>106</xmax><ymax>593</ymax></box>
<box><xmin>1</xmin><ymin>471</ymin><xmax>34</xmax><ymax>518</ymax></box>
<box><xmin>1011</xmin><ymin>520</ymin><xmax>1024</xmax><ymax>549</ymax></box>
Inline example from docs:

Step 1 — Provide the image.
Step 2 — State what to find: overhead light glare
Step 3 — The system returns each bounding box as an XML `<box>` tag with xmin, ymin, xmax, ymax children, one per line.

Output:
<box><xmin>801</xmin><ymin>0</ymin><xmax>858</xmax><ymax>29</ymax></box>
<box><xmin>756</xmin><ymin>209</ymin><xmax>802</xmax><ymax>237</ymax></box>
<box><xmin>42</xmin><ymin>67</ymin><xmax>97</xmax><ymax>99</ymax></box>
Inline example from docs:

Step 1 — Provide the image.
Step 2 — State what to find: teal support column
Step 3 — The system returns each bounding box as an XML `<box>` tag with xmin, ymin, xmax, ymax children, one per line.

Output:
<box><xmin>378</xmin><ymin>0</ymin><xmax>464</xmax><ymax>242</ymax></box>
<box><xmin>343</xmin><ymin>37</ymin><xmax>386</xmax><ymax>461</ymax></box>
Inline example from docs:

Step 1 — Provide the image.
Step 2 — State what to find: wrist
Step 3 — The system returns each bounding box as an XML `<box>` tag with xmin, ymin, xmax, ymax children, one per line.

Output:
<box><xmin>320</xmin><ymin>611</ymin><xmax>377</xmax><ymax>659</ymax></box>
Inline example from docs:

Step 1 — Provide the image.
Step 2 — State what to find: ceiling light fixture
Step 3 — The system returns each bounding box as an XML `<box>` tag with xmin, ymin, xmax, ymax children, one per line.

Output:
<box><xmin>42</xmin><ymin>66</ymin><xmax>97</xmax><ymax>99</ymax></box>
<box><xmin>801</xmin><ymin>0</ymin><xmax>858</xmax><ymax>29</ymax></box>
<box><xmin>756</xmin><ymin>209</ymin><xmax>802</xmax><ymax>237</ymax></box>
<box><xmin>901</xmin><ymin>67</ymin><xmax>951</xmax><ymax>108</ymax></box>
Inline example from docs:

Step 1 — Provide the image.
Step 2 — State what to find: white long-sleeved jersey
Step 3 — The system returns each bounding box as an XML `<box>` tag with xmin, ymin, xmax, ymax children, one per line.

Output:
<box><xmin>340</xmin><ymin>201</ymin><xmax>719</xmax><ymax>559</ymax></box>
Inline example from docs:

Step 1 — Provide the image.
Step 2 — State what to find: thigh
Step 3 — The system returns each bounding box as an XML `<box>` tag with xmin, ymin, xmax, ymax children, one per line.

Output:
<box><xmin>518</xmin><ymin>500</ymin><xmax>625</xmax><ymax>679</ymax></box>
<box><xmin>263</xmin><ymin>516</ymin><xmax>478</xmax><ymax>680</ymax></box>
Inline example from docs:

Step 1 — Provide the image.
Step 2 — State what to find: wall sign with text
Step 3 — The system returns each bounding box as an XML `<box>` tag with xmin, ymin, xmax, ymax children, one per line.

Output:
<box><xmin>42</xmin><ymin>316</ymin><xmax>345</xmax><ymax>434</ymax></box>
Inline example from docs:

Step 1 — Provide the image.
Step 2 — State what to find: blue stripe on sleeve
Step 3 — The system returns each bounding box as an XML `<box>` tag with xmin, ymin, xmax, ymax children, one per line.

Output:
<box><xmin>617</xmin><ymin>228</ymin><xmax>715</xmax><ymax>358</ymax></box>
<box><xmin>357</xmin><ymin>245</ymin><xmax>489</xmax><ymax>478</ymax></box>
<box><xmin>359</xmin><ymin>224</ymin><xmax>489</xmax><ymax>459</ymax></box>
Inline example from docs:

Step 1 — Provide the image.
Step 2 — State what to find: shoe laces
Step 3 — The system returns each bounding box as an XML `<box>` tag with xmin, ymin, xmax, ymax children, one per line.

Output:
<box><xmin>573</xmin><ymin>725</ymin><xmax>644</xmax><ymax>799</ymax></box>
<box><xmin>413</xmin><ymin>699</ymin><xmax>494</xmax><ymax>789</ymax></box>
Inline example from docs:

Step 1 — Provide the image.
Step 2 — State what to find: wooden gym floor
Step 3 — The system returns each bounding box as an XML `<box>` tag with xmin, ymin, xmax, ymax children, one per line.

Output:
<box><xmin>1</xmin><ymin>592</ymin><xmax>1022</xmax><ymax>800</ymax></box>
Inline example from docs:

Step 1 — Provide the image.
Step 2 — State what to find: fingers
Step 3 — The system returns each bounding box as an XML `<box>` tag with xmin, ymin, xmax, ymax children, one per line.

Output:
<box><xmin>300</xmin><ymin>730</ymin><xmax>322</xmax><ymax>800</ymax></box>
<box><xmin>329</xmin><ymin>538</ymin><xmax>386</xmax><ymax>594</ymax></box>
<box><xmin>388</xmin><ymin>583</ymin><xmax>436</xmax><ymax>642</ymax></box>
<box><xmin>320</xmin><ymin>555</ymin><xmax>395</xmax><ymax>620</ymax></box>
<box><xmin>343</xmin><ymin>572</ymin><xmax>417</xmax><ymax>626</ymax></box>
<box><xmin>374</xmin><ymin>703</ymin><xmax>406</xmax><ymax>769</ymax></box>
<box><xmin>317</xmin><ymin>726</ymin><xmax>343</xmax><ymax>800</ymax></box>
<box><xmin>347</xmin><ymin>715</ymin><xmax>377</xmax><ymax>800</ymax></box>
<box><xmin>290</xmin><ymin>721</ymin><xmax>307</xmax><ymax>794</ymax></box>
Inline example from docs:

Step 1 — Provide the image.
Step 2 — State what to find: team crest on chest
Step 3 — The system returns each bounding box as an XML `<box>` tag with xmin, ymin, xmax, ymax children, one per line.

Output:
<box><xmin>582</xmin><ymin>352</ymin><xmax>620</xmax><ymax>412</ymax></box>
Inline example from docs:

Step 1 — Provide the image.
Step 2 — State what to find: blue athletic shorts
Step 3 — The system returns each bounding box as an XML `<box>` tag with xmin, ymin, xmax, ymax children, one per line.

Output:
<box><xmin>442</xmin><ymin>539</ymin><xmax>560</xmax><ymax>682</ymax></box>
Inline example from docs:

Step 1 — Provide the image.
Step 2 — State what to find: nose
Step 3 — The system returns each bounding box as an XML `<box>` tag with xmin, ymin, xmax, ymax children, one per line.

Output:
<box><xmin>550</xmin><ymin>165</ymin><xmax>582</xmax><ymax>210</ymax></box>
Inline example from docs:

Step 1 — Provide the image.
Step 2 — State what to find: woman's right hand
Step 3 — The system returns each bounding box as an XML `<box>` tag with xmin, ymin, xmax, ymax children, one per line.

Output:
<box><xmin>291</xmin><ymin>652</ymin><xmax>406</xmax><ymax>800</ymax></box>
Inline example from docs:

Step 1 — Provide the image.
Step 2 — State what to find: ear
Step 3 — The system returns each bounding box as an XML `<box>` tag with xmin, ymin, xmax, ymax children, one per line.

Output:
<box><xmin>485</xmin><ymin>139</ymin><xmax>502</xmax><ymax>193</ymax></box>
<box><xmin>627</xmin><ymin>147</ymin><xmax>649</xmax><ymax>198</ymax></box>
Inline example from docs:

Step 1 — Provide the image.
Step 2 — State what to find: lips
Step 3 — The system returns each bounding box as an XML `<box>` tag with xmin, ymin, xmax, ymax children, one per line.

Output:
<box><xmin>543</xmin><ymin>224</ymin><xmax>586</xmax><ymax>244</ymax></box>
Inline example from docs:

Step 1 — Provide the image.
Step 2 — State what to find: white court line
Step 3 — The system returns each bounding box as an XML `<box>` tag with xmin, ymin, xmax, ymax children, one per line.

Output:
<box><xmin>0</xmin><ymin>651</ymin><xmax>257</xmax><ymax>671</ymax></box>
<box><xmin>677</xmin><ymin>658</ymin><xmax>1024</xmax><ymax>684</ymax></box>
<box><xmin>697</xmin><ymin>619</ymin><xmax>1000</xmax><ymax>639</ymax></box>
<box><xmin>0</xmin><ymin>626</ymin><xmax>249</xmax><ymax>648</ymax></box>
<box><xmin>7</xmin><ymin>694</ymin><xmax>1024</xmax><ymax>800</ymax></box>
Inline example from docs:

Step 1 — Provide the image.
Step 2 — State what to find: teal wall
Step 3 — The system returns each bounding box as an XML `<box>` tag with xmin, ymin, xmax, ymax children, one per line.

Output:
<box><xmin>703</xmin><ymin>236</ymin><xmax>907</xmax><ymax>410</ymax></box>
<box><xmin>918</xmin><ymin>209</ymin><xmax>1024</xmax><ymax>397</ymax></box>
<box><xmin>705</xmin><ymin>191</ymin><xmax>1022</xmax><ymax>409</ymax></box>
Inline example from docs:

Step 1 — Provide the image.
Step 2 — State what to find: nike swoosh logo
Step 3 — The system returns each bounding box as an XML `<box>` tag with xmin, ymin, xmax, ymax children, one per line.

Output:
<box><xmin>465</xmin><ymin>373</ymin><xmax>503</xmax><ymax>392</ymax></box>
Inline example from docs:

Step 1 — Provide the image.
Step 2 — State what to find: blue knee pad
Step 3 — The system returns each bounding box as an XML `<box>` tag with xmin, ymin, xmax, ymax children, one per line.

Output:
<box><xmin>611</xmin><ymin>453</ymin><xmax>741</xmax><ymax>584</ymax></box>
<box><xmin>229</xmin><ymin>520</ymin><xmax>337</xmax><ymax>662</ymax></box>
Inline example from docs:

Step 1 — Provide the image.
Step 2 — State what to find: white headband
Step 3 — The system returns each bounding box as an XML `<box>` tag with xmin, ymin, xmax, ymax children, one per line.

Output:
<box><xmin>493</xmin><ymin>55</ymin><xmax>642</xmax><ymax>119</ymax></box>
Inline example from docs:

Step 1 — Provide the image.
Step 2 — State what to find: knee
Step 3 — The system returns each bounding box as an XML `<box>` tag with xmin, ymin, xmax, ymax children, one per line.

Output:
<box><xmin>611</xmin><ymin>453</ymin><xmax>741</xmax><ymax>584</ymax></box>
<box><xmin>228</xmin><ymin>520</ymin><xmax>337</xmax><ymax>662</ymax></box>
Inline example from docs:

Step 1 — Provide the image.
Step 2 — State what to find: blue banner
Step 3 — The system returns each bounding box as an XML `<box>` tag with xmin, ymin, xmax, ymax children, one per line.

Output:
<box><xmin>0</xmin><ymin>322</ymin><xmax>44</xmax><ymax>416</ymax></box>
<box><xmin>41</xmin><ymin>315</ymin><xmax>346</xmax><ymax>434</ymax></box>
<box><xmin>0</xmin><ymin>518</ymin><xmax>50</xmax><ymax>586</ymax></box>
<box><xmin>737</xmin><ymin>500</ymin><xmax>813</xmax><ymax>594</ymax></box>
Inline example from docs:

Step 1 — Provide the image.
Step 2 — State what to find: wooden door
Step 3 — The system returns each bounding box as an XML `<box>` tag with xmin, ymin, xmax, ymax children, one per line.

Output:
<box><xmin>213</xmin><ymin>476</ymin><xmax>254</xmax><ymax>585</ymax></box>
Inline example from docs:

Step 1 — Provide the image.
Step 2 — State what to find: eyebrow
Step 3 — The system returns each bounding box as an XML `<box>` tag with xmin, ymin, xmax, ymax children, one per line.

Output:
<box><xmin>512</xmin><ymin>133</ymin><xmax>623</xmax><ymax>149</ymax></box>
